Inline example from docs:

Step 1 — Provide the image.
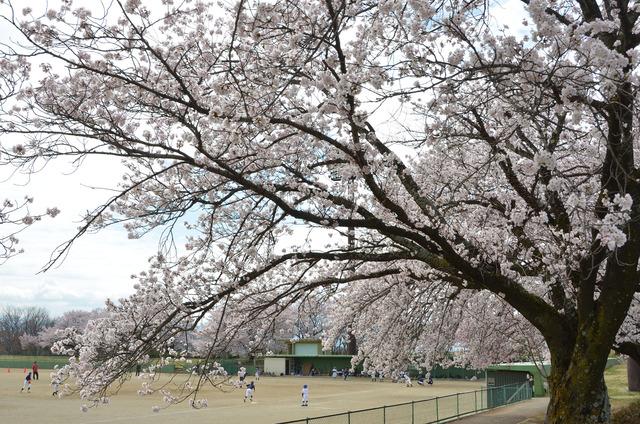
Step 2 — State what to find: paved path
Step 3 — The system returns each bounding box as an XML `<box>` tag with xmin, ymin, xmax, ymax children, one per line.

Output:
<box><xmin>451</xmin><ymin>398</ymin><xmax>549</xmax><ymax>424</ymax></box>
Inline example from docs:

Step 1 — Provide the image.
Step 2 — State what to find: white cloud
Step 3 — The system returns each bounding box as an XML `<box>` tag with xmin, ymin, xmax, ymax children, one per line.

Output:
<box><xmin>0</xmin><ymin>156</ymin><xmax>161</xmax><ymax>316</ymax></box>
<box><xmin>489</xmin><ymin>0</ymin><xmax>530</xmax><ymax>37</ymax></box>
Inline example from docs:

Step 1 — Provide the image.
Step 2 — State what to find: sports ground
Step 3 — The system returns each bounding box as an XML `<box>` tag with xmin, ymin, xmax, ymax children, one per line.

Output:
<box><xmin>0</xmin><ymin>370</ymin><xmax>484</xmax><ymax>424</ymax></box>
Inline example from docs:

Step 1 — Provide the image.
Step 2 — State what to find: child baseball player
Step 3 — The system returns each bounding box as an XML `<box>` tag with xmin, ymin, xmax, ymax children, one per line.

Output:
<box><xmin>301</xmin><ymin>384</ymin><xmax>309</xmax><ymax>406</ymax></box>
<box><xmin>51</xmin><ymin>375</ymin><xmax>60</xmax><ymax>396</ymax></box>
<box><xmin>404</xmin><ymin>373</ymin><xmax>413</xmax><ymax>387</ymax></box>
<box><xmin>244</xmin><ymin>381</ymin><xmax>255</xmax><ymax>402</ymax></box>
<box><xmin>21</xmin><ymin>371</ymin><xmax>32</xmax><ymax>392</ymax></box>
<box><xmin>238</xmin><ymin>367</ymin><xmax>247</xmax><ymax>388</ymax></box>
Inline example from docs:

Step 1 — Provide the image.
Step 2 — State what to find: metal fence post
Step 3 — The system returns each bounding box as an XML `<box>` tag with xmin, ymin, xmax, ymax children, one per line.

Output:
<box><xmin>306</xmin><ymin>418</ymin><xmax>309</xmax><ymax>424</ymax></box>
<box><xmin>456</xmin><ymin>393</ymin><xmax>459</xmax><ymax>416</ymax></box>
<box><xmin>412</xmin><ymin>401</ymin><xmax>415</xmax><ymax>424</ymax></box>
<box><xmin>383</xmin><ymin>405</ymin><xmax>386</xmax><ymax>424</ymax></box>
<box><xmin>435</xmin><ymin>396</ymin><xmax>439</xmax><ymax>422</ymax></box>
<box><xmin>474</xmin><ymin>390</ymin><xmax>477</xmax><ymax>412</ymax></box>
<box><xmin>503</xmin><ymin>386</ymin><xmax>507</xmax><ymax>406</ymax></box>
<box><xmin>348</xmin><ymin>411</ymin><xmax>351</xmax><ymax>424</ymax></box>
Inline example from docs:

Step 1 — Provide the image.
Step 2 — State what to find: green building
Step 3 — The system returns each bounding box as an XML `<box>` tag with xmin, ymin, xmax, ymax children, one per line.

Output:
<box><xmin>486</xmin><ymin>362</ymin><xmax>550</xmax><ymax>399</ymax></box>
<box><xmin>486</xmin><ymin>357</ymin><xmax>622</xmax><ymax>400</ymax></box>
<box><xmin>263</xmin><ymin>339</ymin><xmax>353</xmax><ymax>376</ymax></box>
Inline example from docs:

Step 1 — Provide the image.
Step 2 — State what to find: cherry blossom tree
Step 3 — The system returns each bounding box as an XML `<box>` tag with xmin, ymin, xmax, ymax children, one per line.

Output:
<box><xmin>20</xmin><ymin>309</ymin><xmax>103</xmax><ymax>353</ymax></box>
<box><xmin>1</xmin><ymin>0</ymin><xmax>640</xmax><ymax>422</ymax></box>
<box><xmin>0</xmin><ymin>28</ymin><xmax>59</xmax><ymax>263</ymax></box>
<box><xmin>326</xmin><ymin>279</ymin><xmax>549</xmax><ymax>374</ymax></box>
<box><xmin>193</xmin><ymin>297</ymin><xmax>327</xmax><ymax>357</ymax></box>
<box><xmin>0</xmin><ymin>197</ymin><xmax>32</xmax><ymax>262</ymax></box>
<box><xmin>0</xmin><ymin>198</ymin><xmax>60</xmax><ymax>263</ymax></box>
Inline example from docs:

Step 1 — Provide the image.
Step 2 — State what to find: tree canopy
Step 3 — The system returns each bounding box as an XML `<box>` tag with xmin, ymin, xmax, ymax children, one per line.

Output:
<box><xmin>1</xmin><ymin>0</ymin><xmax>639</xmax><ymax>422</ymax></box>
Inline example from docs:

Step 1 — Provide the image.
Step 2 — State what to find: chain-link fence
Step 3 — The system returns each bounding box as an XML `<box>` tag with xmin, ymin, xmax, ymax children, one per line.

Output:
<box><xmin>0</xmin><ymin>356</ymin><xmax>69</xmax><ymax>370</ymax></box>
<box><xmin>275</xmin><ymin>383</ymin><xmax>533</xmax><ymax>424</ymax></box>
<box><xmin>0</xmin><ymin>356</ymin><xmax>261</xmax><ymax>375</ymax></box>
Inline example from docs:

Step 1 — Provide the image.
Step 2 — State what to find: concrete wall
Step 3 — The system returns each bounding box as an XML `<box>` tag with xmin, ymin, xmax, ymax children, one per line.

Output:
<box><xmin>264</xmin><ymin>357</ymin><xmax>286</xmax><ymax>375</ymax></box>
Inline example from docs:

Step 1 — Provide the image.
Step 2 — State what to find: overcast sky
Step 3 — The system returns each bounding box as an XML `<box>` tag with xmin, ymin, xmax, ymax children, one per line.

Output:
<box><xmin>0</xmin><ymin>2</ymin><xmax>164</xmax><ymax>317</ymax></box>
<box><xmin>0</xmin><ymin>156</ymin><xmax>162</xmax><ymax>316</ymax></box>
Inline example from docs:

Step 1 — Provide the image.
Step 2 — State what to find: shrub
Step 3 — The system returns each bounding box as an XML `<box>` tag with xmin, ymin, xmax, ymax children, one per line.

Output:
<box><xmin>612</xmin><ymin>399</ymin><xmax>640</xmax><ymax>424</ymax></box>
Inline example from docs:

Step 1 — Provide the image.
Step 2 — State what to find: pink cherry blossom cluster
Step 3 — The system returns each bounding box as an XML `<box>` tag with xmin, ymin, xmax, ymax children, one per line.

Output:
<box><xmin>0</xmin><ymin>0</ymin><xmax>639</xmax><ymax>420</ymax></box>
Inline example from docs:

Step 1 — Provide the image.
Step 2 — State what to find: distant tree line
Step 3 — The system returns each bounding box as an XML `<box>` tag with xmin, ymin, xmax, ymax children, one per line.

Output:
<box><xmin>0</xmin><ymin>301</ymin><xmax>342</xmax><ymax>358</ymax></box>
<box><xmin>0</xmin><ymin>306</ymin><xmax>101</xmax><ymax>355</ymax></box>
<box><xmin>0</xmin><ymin>305</ymin><xmax>54</xmax><ymax>354</ymax></box>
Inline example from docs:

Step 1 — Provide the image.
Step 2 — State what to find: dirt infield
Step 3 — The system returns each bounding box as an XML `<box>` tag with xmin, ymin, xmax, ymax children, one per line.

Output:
<box><xmin>0</xmin><ymin>369</ymin><xmax>484</xmax><ymax>424</ymax></box>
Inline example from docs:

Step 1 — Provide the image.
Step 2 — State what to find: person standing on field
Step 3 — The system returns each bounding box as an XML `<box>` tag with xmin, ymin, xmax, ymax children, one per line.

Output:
<box><xmin>238</xmin><ymin>367</ymin><xmax>247</xmax><ymax>387</ymax></box>
<box><xmin>404</xmin><ymin>374</ymin><xmax>413</xmax><ymax>387</ymax></box>
<box><xmin>21</xmin><ymin>371</ymin><xmax>32</xmax><ymax>392</ymax></box>
<box><xmin>301</xmin><ymin>384</ymin><xmax>309</xmax><ymax>406</ymax></box>
<box><xmin>51</xmin><ymin>377</ymin><xmax>60</xmax><ymax>396</ymax></box>
<box><xmin>244</xmin><ymin>381</ymin><xmax>255</xmax><ymax>403</ymax></box>
<box><xmin>32</xmin><ymin>361</ymin><xmax>39</xmax><ymax>380</ymax></box>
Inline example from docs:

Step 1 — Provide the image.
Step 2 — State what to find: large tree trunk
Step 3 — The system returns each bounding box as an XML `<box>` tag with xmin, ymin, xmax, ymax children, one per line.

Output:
<box><xmin>628</xmin><ymin>357</ymin><xmax>640</xmax><ymax>392</ymax></box>
<box><xmin>545</xmin><ymin>340</ymin><xmax>612</xmax><ymax>423</ymax></box>
<box><xmin>546</xmin><ymin>369</ymin><xmax>610</xmax><ymax>423</ymax></box>
<box><xmin>346</xmin><ymin>331</ymin><xmax>357</xmax><ymax>355</ymax></box>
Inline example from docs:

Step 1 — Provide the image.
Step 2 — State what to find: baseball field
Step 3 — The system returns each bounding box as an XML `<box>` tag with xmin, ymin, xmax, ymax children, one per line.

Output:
<box><xmin>0</xmin><ymin>369</ymin><xmax>484</xmax><ymax>424</ymax></box>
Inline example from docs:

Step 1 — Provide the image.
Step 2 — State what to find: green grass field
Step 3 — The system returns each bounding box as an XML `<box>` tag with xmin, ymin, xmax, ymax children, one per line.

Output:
<box><xmin>3</xmin><ymin>357</ymin><xmax>635</xmax><ymax>423</ymax></box>
<box><xmin>605</xmin><ymin>362</ymin><xmax>640</xmax><ymax>409</ymax></box>
<box><xmin>0</xmin><ymin>369</ymin><xmax>485</xmax><ymax>424</ymax></box>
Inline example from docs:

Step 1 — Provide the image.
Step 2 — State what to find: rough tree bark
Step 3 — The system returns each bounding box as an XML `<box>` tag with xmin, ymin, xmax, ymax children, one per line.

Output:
<box><xmin>546</xmin><ymin>338</ymin><xmax>612</xmax><ymax>423</ymax></box>
<box><xmin>628</xmin><ymin>358</ymin><xmax>640</xmax><ymax>392</ymax></box>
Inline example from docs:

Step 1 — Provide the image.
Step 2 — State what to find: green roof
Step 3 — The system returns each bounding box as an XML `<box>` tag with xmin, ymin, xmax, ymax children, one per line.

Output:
<box><xmin>265</xmin><ymin>354</ymin><xmax>353</xmax><ymax>358</ymax></box>
<box><xmin>286</xmin><ymin>339</ymin><xmax>323</xmax><ymax>344</ymax></box>
<box><xmin>487</xmin><ymin>362</ymin><xmax>551</xmax><ymax>372</ymax></box>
